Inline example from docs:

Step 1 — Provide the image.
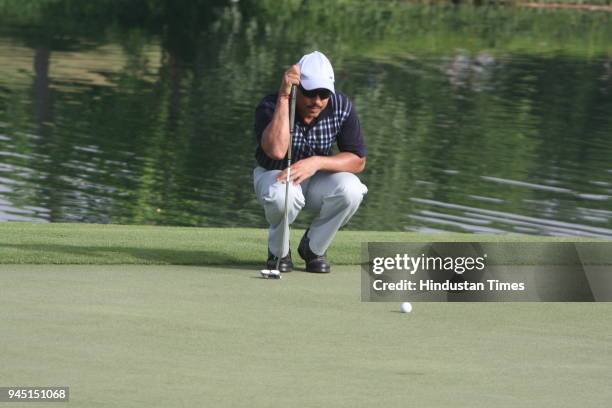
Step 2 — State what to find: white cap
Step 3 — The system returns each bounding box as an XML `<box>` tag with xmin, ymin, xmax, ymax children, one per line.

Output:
<box><xmin>298</xmin><ymin>51</ymin><xmax>335</xmax><ymax>94</ymax></box>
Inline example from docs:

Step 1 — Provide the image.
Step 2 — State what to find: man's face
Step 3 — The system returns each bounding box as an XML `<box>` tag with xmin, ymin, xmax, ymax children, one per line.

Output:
<box><xmin>296</xmin><ymin>86</ymin><xmax>331</xmax><ymax>118</ymax></box>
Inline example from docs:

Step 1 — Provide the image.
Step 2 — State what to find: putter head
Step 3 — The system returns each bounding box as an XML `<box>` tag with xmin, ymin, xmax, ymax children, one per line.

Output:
<box><xmin>260</xmin><ymin>269</ymin><xmax>282</xmax><ymax>279</ymax></box>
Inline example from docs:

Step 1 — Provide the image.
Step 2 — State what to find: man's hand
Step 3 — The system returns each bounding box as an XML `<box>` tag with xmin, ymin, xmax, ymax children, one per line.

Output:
<box><xmin>280</xmin><ymin>64</ymin><xmax>300</xmax><ymax>97</ymax></box>
<box><xmin>277</xmin><ymin>156</ymin><xmax>321</xmax><ymax>185</ymax></box>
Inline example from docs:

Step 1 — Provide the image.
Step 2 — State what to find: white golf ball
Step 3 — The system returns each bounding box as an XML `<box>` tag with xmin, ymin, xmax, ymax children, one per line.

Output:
<box><xmin>400</xmin><ymin>302</ymin><xmax>413</xmax><ymax>313</ymax></box>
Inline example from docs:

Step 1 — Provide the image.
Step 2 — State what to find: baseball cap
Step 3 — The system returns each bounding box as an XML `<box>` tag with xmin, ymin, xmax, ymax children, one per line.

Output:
<box><xmin>298</xmin><ymin>51</ymin><xmax>335</xmax><ymax>94</ymax></box>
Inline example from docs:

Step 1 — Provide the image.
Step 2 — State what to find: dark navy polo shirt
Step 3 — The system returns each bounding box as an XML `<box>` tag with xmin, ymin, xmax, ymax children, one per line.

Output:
<box><xmin>254</xmin><ymin>92</ymin><xmax>367</xmax><ymax>170</ymax></box>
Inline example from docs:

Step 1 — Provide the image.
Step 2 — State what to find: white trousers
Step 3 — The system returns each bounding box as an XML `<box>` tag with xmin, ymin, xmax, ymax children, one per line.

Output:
<box><xmin>253</xmin><ymin>166</ymin><xmax>368</xmax><ymax>258</ymax></box>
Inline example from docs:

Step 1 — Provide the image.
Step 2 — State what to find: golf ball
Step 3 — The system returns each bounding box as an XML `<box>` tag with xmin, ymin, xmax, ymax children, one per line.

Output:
<box><xmin>400</xmin><ymin>302</ymin><xmax>412</xmax><ymax>313</ymax></box>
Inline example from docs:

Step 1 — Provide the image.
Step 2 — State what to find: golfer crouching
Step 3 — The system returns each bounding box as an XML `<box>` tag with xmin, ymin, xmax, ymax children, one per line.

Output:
<box><xmin>253</xmin><ymin>51</ymin><xmax>368</xmax><ymax>273</ymax></box>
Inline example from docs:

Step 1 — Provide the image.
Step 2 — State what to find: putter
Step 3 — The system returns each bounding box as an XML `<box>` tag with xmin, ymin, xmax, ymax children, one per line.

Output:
<box><xmin>261</xmin><ymin>84</ymin><xmax>297</xmax><ymax>280</ymax></box>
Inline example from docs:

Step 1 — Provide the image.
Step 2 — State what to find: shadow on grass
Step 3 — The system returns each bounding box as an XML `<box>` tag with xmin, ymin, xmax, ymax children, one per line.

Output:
<box><xmin>0</xmin><ymin>243</ymin><xmax>261</xmax><ymax>266</ymax></box>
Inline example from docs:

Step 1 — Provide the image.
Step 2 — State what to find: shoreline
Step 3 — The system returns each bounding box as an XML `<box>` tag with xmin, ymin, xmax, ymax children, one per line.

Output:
<box><xmin>521</xmin><ymin>2</ymin><xmax>612</xmax><ymax>11</ymax></box>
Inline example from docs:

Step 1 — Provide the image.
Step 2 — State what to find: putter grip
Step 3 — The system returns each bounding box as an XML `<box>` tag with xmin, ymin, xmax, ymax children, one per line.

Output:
<box><xmin>288</xmin><ymin>85</ymin><xmax>297</xmax><ymax>162</ymax></box>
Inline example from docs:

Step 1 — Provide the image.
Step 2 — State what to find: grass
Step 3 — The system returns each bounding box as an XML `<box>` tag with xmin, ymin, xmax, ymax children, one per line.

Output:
<box><xmin>1</xmin><ymin>264</ymin><xmax>611</xmax><ymax>407</ymax></box>
<box><xmin>0</xmin><ymin>222</ymin><xmax>604</xmax><ymax>265</ymax></box>
<box><xmin>2</xmin><ymin>223</ymin><xmax>611</xmax><ymax>407</ymax></box>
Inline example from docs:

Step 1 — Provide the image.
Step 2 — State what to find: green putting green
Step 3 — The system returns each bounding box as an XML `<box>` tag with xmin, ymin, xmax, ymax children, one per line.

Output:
<box><xmin>1</xmin><ymin>264</ymin><xmax>610</xmax><ymax>407</ymax></box>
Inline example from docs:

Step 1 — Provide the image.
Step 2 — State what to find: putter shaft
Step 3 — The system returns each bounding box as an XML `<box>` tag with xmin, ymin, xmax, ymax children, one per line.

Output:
<box><xmin>275</xmin><ymin>85</ymin><xmax>297</xmax><ymax>272</ymax></box>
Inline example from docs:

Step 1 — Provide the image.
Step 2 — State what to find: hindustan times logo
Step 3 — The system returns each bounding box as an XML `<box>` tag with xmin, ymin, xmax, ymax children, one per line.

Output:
<box><xmin>371</xmin><ymin>253</ymin><xmax>487</xmax><ymax>275</ymax></box>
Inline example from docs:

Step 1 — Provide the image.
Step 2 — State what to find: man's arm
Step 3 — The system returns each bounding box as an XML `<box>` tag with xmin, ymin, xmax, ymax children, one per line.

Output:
<box><xmin>260</xmin><ymin>65</ymin><xmax>301</xmax><ymax>160</ymax></box>
<box><xmin>317</xmin><ymin>152</ymin><xmax>366</xmax><ymax>173</ymax></box>
<box><xmin>276</xmin><ymin>153</ymin><xmax>366</xmax><ymax>185</ymax></box>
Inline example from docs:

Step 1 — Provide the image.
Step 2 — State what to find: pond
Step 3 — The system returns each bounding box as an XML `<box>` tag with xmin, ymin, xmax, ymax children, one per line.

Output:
<box><xmin>0</xmin><ymin>1</ymin><xmax>611</xmax><ymax>237</ymax></box>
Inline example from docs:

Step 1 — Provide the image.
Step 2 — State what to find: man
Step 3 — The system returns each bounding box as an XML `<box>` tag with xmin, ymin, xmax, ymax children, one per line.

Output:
<box><xmin>253</xmin><ymin>51</ymin><xmax>367</xmax><ymax>273</ymax></box>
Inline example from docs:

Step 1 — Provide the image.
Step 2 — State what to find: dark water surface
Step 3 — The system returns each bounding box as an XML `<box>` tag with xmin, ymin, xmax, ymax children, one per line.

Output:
<box><xmin>1</xmin><ymin>2</ymin><xmax>611</xmax><ymax>236</ymax></box>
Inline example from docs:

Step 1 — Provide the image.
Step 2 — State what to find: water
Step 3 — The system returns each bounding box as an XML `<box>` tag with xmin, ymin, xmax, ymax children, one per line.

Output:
<box><xmin>0</xmin><ymin>1</ymin><xmax>611</xmax><ymax>236</ymax></box>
